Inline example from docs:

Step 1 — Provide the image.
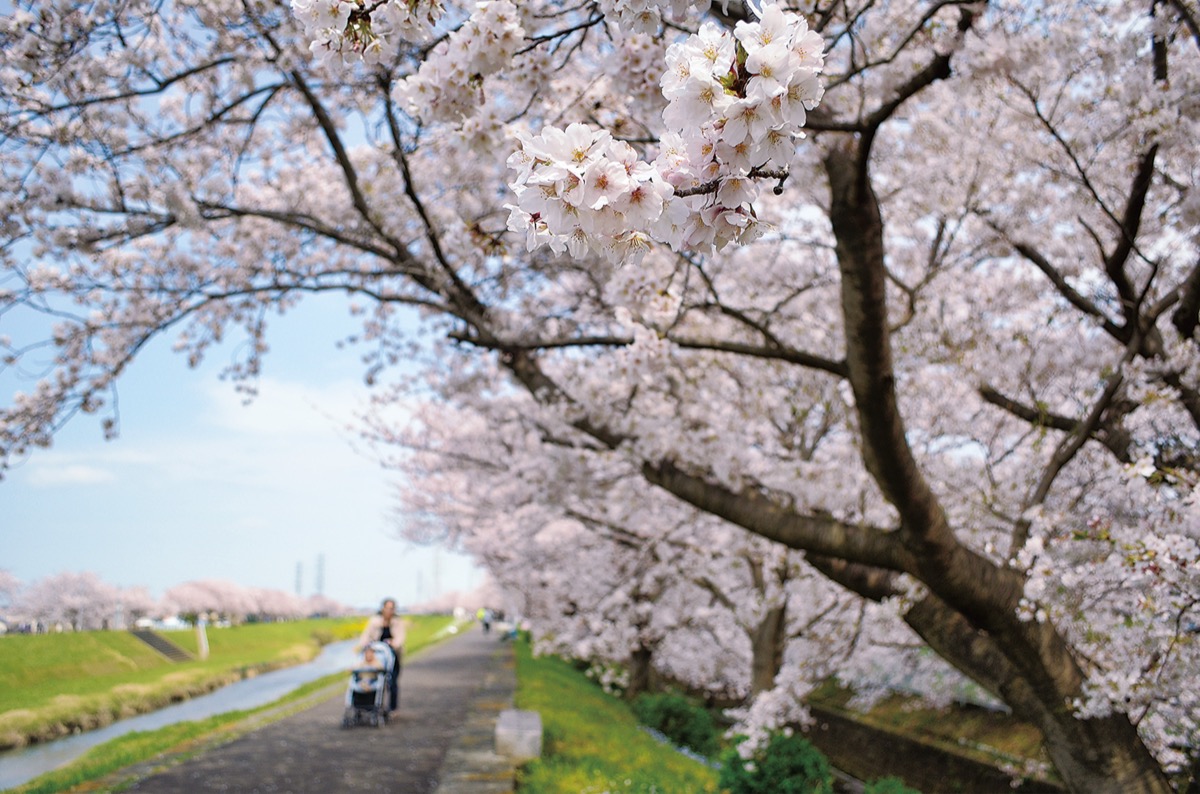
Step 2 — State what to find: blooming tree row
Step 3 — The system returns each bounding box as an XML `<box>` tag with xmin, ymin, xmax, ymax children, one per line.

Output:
<box><xmin>5</xmin><ymin>570</ymin><xmax>156</xmax><ymax>631</ymax></box>
<box><xmin>0</xmin><ymin>569</ymin><xmax>350</xmax><ymax>629</ymax></box>
<box><xmin>371</xmin><ymin>393</ymin><xmax>973</xmax><ymax>746</ymax></box>
<box><xmin>2</xmin><ymin>0</ymin><xmax>1198</xmax><ymax>790</ymax></box>
<box><xmin>163</xmin><ymin>578</ymin><xmax>349</xmax><ymax>623</ymax></box>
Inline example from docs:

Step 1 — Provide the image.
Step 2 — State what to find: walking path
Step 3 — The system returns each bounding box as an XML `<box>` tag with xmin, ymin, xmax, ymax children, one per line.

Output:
<box><xmin>114</xmin><ymin>625</ymin><xmax>518</xmax><ymax>794</ymax></box>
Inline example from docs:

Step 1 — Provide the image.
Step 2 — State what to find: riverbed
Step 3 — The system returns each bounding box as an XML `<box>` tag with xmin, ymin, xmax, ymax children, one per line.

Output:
<box><xmin>0</xmin><ymin>639</ymin><xmax>359</xmax><ymax>791</ymax></box>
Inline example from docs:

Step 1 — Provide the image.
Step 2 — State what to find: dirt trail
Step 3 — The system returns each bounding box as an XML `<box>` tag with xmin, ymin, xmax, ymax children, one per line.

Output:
<box><xmin>120</xmin><ymin>626</ymin><xmax>510</xmax><ymax>793</ymax></box>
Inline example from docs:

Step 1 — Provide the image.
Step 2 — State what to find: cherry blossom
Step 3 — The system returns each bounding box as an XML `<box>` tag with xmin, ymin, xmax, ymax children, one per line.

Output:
<box><xmin>2</xmin><ymin>0</ymin><xmax>1198</xmax><ymax>790</ymax></box>
<box><xmin>505</xmin><ymin>4</ymin><xmax>825</xmax><ymax>260</ymax></box>
<box><xmin>392</xmin><ymin>0</ymin><xmax>524</xmax><ymax>124</ymax></box>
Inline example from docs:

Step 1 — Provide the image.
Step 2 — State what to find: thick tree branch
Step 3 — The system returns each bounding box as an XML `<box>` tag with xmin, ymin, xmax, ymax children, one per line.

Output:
<box><xmin>638</xmin><ymin>459</ymin><xmax>916</xmax><ymax>573</ymax></box>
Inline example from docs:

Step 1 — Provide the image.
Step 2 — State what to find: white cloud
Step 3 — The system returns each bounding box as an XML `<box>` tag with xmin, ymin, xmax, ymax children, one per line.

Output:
<box><xmin>201</xmin><ymin>376</ymin><xmax>370</xmax><ymax>437</ymax></box>
<box><xmin>18</xmin><ymin>446</ymin><xmax>164</xmax><ymax>487</ymax></box>
<box><xmin>27</xmin><ymin>463</ymin><xmax>117</xmax><ymax>486</ymax></box>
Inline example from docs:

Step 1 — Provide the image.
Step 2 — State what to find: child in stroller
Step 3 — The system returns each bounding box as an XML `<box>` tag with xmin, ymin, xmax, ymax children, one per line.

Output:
<box><xmin>342</xmin><ymin>641</ymin><xmax>395</xmax><ymax>727</ymax></box>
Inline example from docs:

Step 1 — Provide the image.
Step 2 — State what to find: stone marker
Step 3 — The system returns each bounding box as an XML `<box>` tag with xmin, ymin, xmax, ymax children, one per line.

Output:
<box><xmin>495</xmin><ymin>709</ymin><xmax>542</xmax><ymax>762</ymax></box>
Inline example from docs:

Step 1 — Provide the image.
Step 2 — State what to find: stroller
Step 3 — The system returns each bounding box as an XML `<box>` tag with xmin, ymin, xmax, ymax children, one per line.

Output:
<box><xmin>341</xmin><ymin>641</ymin><xmax>395</xmax><ymax>728</ymax></box>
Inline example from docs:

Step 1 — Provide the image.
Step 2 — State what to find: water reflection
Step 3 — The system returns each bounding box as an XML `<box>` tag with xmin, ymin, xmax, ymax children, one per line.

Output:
<box><xmin>0</xmin><ymin>640</ymin><xmax>357</xmax><ymax>791</ymax></box>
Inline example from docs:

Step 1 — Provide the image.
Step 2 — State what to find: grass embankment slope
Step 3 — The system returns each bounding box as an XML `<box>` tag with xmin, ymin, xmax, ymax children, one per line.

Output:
<box><xmin>5</xmin><ymin>615</ymin><xmax>459</xmax><ymax>794</ymax></box>
<box><xmin>1</xmin><ymin>617</ymin><xmax>356</xmax><ymax>749</ymax></box>
<box><xmin>513</xmin><ymin>639</ymin><xmax>1053</xmax><ymax>793</ymax></box>
<box><xmin>514</xmin><ymin>640</ymin><xmax>719</xmax><ymax>794</ymax></box>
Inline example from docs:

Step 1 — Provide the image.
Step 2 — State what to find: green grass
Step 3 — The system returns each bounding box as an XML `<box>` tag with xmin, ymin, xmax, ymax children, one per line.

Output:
<box><xmin>6</xmin><ymin>614</ymin><xmax>462</xmax><ymax>794</ymax></box>
<box><xmin>514</xmin><ymin>640</ymin><xmax>719</xmax><ymax>794</ymax></box>
<box><xmin>0</xmin><ymin>619</ymin><xmax>363</xmax><ymax>710</ymax></box>
<box><xmin>510</xmin><ymin>648</ymin><xmax>1051</xmax><ymax>793</ymax></box>
<box><xmin>0</xmin><ymin>632</ymin><xmax>178</xmax><ymax>711</ymax></box>
<box><xmin>0</xmin><ymin>617</ymin><xmax>364</xmax><ymax>749</ymax></box>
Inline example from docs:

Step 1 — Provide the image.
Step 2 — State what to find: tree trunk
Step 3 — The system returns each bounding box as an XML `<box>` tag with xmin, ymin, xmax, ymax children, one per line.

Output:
<box><xmin>903</xmin><ymin>596</ymin><xmax>1171</xmax><ymax>794</ymax></box>
<box><xmin>626</xmin><ymin>643</ymin><xmax>654</xmax><ymax>699</ymax></box>
<box><xmin>823</xmin><ymin>139</ymin><xmax>1173</xmax><ymax>794</ymax></box>
<box><xmin>749</xmin><ymin>603</ymin><xmax>788</xmax><ymax>697</ymax></box>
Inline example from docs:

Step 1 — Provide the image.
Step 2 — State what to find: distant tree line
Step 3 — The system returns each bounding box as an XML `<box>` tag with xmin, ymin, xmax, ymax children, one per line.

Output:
<box><xmin>0</xmin><ymin>568</ymin><xmax>353</xmax><ymax>633</ymax></box>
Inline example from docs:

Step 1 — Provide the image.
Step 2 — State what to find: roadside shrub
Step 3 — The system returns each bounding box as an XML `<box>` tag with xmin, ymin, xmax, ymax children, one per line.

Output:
<box><xmin>718</xmin><ymin>732</ymin><xmax>833</xmax><ymax>794</ymax></box>
<box><xmin>631</xmin><ymin>691</ymin><xmax>719</xmax><ymax>757</ymax></box>
<box><xmin>864</xmin><ymin>776</ymin><xmax>921</xmax><ymax>794</ymax></box>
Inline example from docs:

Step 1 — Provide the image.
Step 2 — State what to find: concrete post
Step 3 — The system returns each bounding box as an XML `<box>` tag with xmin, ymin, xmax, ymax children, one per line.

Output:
<box><xmin>495</xmin><ymin>709</ymin><xmax>542</xmax><ymax>762</ymax></box>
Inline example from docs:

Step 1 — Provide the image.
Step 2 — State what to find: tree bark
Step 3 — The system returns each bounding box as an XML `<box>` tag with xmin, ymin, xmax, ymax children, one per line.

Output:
<box><xmin>749</xmin><ymin>603</ymin><xmax>788</xmax><ymax>697</ymax></box>
<box><xmin>823</xmin><ymin>138</ymin><xmax>1172</xmax><ymax>794</ymax></box>
<box><xmin>626</xmin><ymin>643</ymin><xmax>655</xmax><ymax>700</ymax></box>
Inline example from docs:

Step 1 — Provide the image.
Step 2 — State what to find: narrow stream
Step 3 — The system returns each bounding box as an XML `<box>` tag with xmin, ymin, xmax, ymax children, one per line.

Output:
<box><xmin>0</xmin><ymin>639</ymin><xmax>358</xmax><ymax>791</ymax></box>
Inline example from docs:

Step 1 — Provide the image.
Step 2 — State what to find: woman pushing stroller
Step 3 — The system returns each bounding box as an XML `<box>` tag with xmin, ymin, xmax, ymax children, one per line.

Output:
<box><xmin>357</xmin><ymin>597</ymin><xmax>409</xmax><ymax>716</ymax></box>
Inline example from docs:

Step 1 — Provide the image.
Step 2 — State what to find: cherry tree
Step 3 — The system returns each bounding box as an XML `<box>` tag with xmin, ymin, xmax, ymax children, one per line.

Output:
<box><xmin>163</xmin><ymin>579</ymin><xmax>259</xmax><ymax>624</ymax></box>
<box><xmin>117</xmin><ymin>584</ymin><xmax>161</xmax><ymax>627</ymax></box>
<box><xmin>15</xmin><ymin>571</ymin><xmax>122</xmax><ymax>631</ymax></box>
<box><xmin>248</xmin><ymin>586</ymin><xmax>308</xmax><ymax>620</ymax></box>
<box><xmin>305</xmin><ymin>592</ymin><xmax>355</xmax><ymax>616</ymax></box>
<box><xmin>374</xmin><ymin>390</ymin><xmax>980</xmax><ymax>735</ymax></box>
<box><xmin>377</xmin><ymin>396</ymin><xmax>742</xmax><ymax>695</ymax></box>
<box><xmin>2</xmin><ymin>0</ymin><xmax>1198</xmax><ymax>790</ymax></box>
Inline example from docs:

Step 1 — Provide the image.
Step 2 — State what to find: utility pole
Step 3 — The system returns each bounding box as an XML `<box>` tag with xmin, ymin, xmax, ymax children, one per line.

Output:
<box><xmin>295</xmin><ymin>561</ymin><xmax>303</xmax><ymax>596</ymax></box>
<box><xmin>316</xmin><ymin>553</ymin><xmax>325</xmax><ymax>595</ymax></box>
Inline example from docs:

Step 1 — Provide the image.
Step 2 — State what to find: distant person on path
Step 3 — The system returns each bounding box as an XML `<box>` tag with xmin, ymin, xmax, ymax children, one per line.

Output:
<box><xmin>358</xmin><ymin>598</ymin><xmax>409</xmax><ymax>714</ymax></box>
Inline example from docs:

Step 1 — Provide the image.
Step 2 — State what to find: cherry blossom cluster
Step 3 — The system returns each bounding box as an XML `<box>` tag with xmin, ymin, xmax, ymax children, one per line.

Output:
<box><xmin>605</xmin><ymin>32</ymin><xmax>668</xmax><ymax>120</ymax></box>
<box><xmin>597</xmin><ymin>0</ymin><xmax>697</xmax><ymax>36</ymax></box>
<box><xmin>507</xmin><ymin>3</ymin><xmax>825</xmax><ymax>262</ymax></box>
<box><xmin>506</xmin><ymin>124</ymin><xmax>675</xmax><ymax>264</ymax></box>
<box><xmin>393</xmin><ymin>0</ymin><xmax>525</xmax><ymax>124</ymax></box>
<box><xmin>290</xmin><ymin>0</ymin><xmax>443</xmax><ymax>64</ymax></box>
<box><xmin>654</xmin><ymin>5</ymin><xmax>825</xmax><ymax>247</ymax></box>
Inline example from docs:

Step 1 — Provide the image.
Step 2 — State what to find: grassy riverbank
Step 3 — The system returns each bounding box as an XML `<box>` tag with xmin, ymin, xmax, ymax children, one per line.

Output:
<box><xmin>0</xmin><ymin>617</ymin><xmax>365</xmax><ymax>750</ymax></box>
<box><xmin>509</xmin><ymin>640</ymin><xmax>1058</xmax><ymax>793</ymax></box>
<box><xmin>513</xmin><ymin>640</ymin><xmax>719</xmax><ymax>793</ymax></box>
<box><xmin>5</xmin><ymin>614</ymin><xmax>461</xmax><ymax>793</ymax></box>
<box><xmin>12</xmin><ymin>626</ymin><xmax>718</xmax><ymax>794</ymax></box>
<box><xmin>6</xmin><ymin>624</ymin><xmax>1053</xmax><ymax>794</ymax></box>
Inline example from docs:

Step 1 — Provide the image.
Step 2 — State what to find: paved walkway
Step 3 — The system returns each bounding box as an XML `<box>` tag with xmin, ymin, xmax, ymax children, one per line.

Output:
<box><xmin>119</xmin><ymin>625</ymin><xmax>517</xmax><ymax>794</ymax></box>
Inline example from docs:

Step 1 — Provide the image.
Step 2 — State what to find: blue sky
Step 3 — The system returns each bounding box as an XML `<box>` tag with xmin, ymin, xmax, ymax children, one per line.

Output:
<box><xmin>1</xmin><ymin>295</ymin><xmax>481</xmax><ymax>611</ymax></box>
